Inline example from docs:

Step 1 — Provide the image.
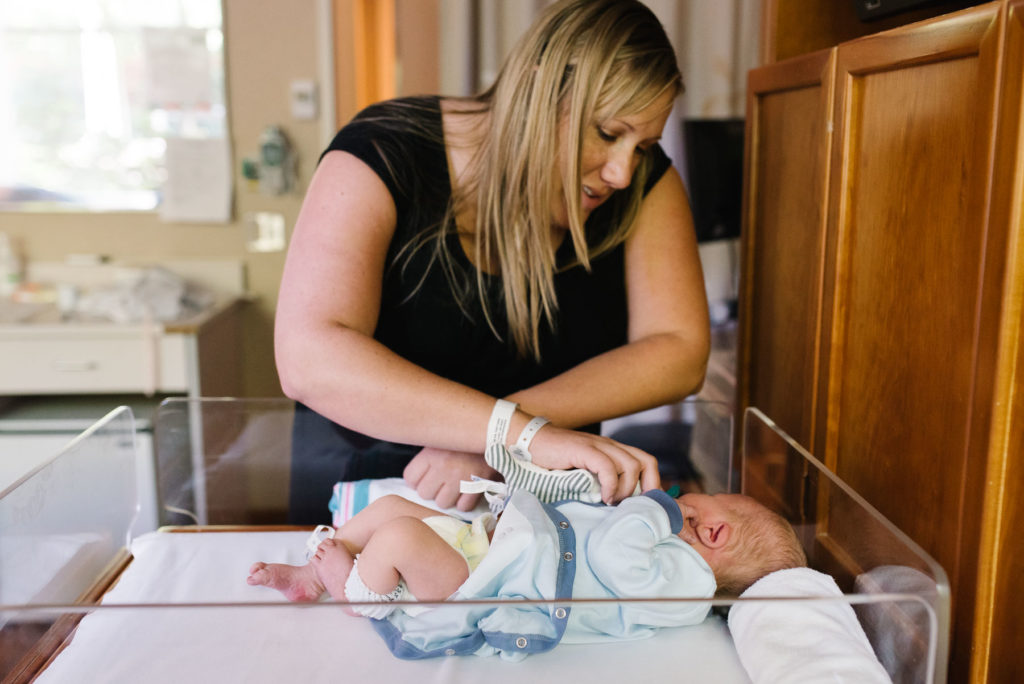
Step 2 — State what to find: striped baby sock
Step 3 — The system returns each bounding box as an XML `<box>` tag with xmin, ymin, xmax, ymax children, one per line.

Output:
<box><xmin>483</xmin><ymin>443</ymin><xmax>603</xmax><ymax>504</ymax></box>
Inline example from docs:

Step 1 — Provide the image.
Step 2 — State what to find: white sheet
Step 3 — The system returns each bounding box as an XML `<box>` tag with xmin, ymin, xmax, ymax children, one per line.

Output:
<box><xmin>728</xmin><ymin>568</ymin><xmax>892</xmax><ymax>684</ymax></box>
<box><xmin>36</xmin><ymin>530</ymin><xmax>751</xmax><ymax>684</ymax></box>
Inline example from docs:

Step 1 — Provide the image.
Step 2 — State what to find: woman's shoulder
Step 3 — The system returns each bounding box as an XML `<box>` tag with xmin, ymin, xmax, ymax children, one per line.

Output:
<box><xmin>352</xmin><ymin>95</ymin><xmax>443</xmax><ymax>125</ymax></box>
<box><xmin>329</xmin><ymin>96</ymin><xmax>443</xmax><ymax>148</ymax></box>
<box><xmin>322</xmin><ymin>96</ymin><xmax>448</xmax><ymax>201</ymax></box>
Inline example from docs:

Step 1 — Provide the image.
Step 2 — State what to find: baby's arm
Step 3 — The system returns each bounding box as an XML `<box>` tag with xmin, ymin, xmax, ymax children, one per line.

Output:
<box><xmin>584</xmin><ymin>495</ymin><xmax>715</xmax><ymax>629</ymax></box>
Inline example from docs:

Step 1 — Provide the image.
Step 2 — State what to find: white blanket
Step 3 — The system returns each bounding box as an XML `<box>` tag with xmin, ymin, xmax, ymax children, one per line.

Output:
<box><xmin>35</xmin><ymin>530</ymin><xmax>750</xmax><ymax>684</ymax></box>
<box><xmin>727</xmin><ymin>567</ymin><xmax>892</xmax><ymax>684</ymax></box>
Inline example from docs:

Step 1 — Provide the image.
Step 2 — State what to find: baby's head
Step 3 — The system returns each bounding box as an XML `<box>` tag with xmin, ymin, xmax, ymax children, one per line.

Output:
<box><xmin>675</xmin><ymin>493</ymin><xmax>806</xmax><ymax>597</ymax></box>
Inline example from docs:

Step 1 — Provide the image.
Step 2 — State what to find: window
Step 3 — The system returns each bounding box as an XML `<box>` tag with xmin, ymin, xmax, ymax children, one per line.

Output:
<box><xmin>0</xmin><ymin>0</ymin><xmax>226</xmax><ymax>211</ymax></box>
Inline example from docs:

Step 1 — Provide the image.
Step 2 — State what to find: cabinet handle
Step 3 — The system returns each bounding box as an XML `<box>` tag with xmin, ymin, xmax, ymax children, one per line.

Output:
<box><xmin>51</xmin><ymin>360</ymin><xmax>100</xmax><ymax>372</ymax></box>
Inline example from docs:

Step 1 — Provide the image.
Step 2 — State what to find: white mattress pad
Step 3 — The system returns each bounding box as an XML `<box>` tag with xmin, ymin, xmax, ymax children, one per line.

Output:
<box><xmin>35</xmin><ymin>530</ymin><xmax>751</xmax><ymax>683</ymax></box>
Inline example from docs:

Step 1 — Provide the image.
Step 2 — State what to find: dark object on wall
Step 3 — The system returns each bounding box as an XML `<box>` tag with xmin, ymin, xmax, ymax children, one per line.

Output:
<box><xmin>682</xmin><ymin>119</ymin><xmax>744</xmax><ymax>244</ymax></box>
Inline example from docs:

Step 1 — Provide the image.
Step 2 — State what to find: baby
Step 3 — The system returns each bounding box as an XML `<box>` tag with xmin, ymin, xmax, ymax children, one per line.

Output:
<box><xmin>248</xmin><ymin>487</ymin><xmax>806</xmax><ymax>659</ymax></box>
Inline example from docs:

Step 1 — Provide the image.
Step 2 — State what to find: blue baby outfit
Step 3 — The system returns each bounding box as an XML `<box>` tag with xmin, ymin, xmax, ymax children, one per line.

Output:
<box><xmin>370</xmin><ymin>489</ymin><xmax>716</xmax><ymax>660</ymax></box>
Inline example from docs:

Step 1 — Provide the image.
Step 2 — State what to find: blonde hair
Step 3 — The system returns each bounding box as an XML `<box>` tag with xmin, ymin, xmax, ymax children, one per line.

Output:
<box><xmin>405</xmin><ymin>0</ymin><xmax>683</xmax><ymax>360</ymax></box>
<box><xmin>713</xmin><ymin>499</ymin><xmax>807</xmax><ymax>597</ymax></box>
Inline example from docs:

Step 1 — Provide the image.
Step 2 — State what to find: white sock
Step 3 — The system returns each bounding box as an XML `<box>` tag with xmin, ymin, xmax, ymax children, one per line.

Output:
<box><xmin>343</xmin><ymin>556</ymin><xmax>414</xmax><ymax>619</ymax></box>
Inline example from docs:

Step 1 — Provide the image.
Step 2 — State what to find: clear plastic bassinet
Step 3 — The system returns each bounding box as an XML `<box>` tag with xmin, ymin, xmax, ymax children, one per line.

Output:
<box><xmin>0</xmin><ymin>398</ymin><xmax>948</xmax><ymax>683</ymax></box>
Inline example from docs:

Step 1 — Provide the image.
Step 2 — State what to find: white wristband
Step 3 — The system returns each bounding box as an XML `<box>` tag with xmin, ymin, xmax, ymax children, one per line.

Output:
<box><xmin>512</xmin><ymin>416</ymin><xmax>550</xmax><ymax>461</ymax></box>
<box><xmin>487</xmin><ymin>399</ymin><xmax>518</xmax><ymax>447</ymax></box>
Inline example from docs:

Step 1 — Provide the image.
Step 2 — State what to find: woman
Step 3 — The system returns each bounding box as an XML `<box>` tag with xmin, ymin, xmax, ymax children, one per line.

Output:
<box><xmin>276</xmin><ymin>0</ymin><xmax>709</xmax><ymax>523</ymax></box>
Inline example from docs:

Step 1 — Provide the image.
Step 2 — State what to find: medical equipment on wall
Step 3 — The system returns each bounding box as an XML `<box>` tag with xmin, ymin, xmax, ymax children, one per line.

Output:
<box><xmin>243</xmin><ymin>125</ymin><xmax>296</xmax><ymax>195</ymax></box>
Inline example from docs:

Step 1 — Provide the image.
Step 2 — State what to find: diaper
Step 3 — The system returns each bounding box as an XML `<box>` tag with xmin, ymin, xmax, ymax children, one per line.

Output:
<box><xmin>421</xmin><ymin>513</ymin><xmax>496</xmax><ymax>573</ymax></box>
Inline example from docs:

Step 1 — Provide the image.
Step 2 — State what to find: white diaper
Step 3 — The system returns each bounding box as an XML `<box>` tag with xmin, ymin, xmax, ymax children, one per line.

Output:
<box><xmin>421</xmin><ymin>513</ymin><xmax>495</xmax><ymax>572</ymax></box>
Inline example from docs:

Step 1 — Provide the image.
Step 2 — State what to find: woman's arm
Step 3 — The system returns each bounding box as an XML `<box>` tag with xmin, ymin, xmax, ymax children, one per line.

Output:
<box><xmin>506</xmin><ymin>166</ymin><xmax>710</xmax><ymax>428</ymax></box>
<box><xmin>277</xmin><ymin>151</ymin><xmax>659</xmax><ymax>505</ymax></box>
<box><xmin>276</xmin><ymin>151</ymin><xmax>499</xmax><ymax>453</ymax></box>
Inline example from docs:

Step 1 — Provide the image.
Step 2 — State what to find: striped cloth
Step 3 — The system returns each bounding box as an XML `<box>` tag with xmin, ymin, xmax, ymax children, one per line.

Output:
<box><xmin>483</xmin><ymin>443</ymin><xmax>604</xmax><ymax>505</ymax></box>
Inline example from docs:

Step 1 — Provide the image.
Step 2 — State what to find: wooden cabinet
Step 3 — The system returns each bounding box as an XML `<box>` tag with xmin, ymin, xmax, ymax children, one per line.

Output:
<box><xmin>760</xmin><ymin>0</ymin><xmax>983</xmax><ymax>63</ymax></box>
<box><xmin>739</xmin><ymin>48</ymin><xmax>835</xmax><ymax>450</ymax></box>
<box><xmin>739</xmin><ymin>2</ymin><xmax>1024</xmax><ymax>681</ymax></box>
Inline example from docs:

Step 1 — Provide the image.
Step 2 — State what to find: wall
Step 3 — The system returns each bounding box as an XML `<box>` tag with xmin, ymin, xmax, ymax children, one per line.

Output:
<box><xmin>0</xmin><ymin>0</ymin><xmax>327</xmax><ymax>398</ymax></box>
<box><xmin>0</xmin><ymin>1</ymin><xmax>760</xmax><ymax>398</ymax></box>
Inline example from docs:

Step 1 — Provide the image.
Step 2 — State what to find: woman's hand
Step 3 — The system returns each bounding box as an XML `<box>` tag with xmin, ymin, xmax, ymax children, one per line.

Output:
<box><xmin>526</xmin><ymin>426</ymin><xmax>661</xmax><ymax>503</ymax></box>
<box><xmin>403</xmin><ymin>447</ymin><xmax>499</xmax><ymax>512</ymax></box>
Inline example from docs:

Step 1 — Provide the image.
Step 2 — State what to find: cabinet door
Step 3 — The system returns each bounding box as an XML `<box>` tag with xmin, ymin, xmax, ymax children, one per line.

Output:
<box><xmin>739</xmin><ymin>48</ymin><xmax>834</xmax><ymax>449</ymax></box>
<box><xmin>817</xmin><ymin>5</ymin><xmax>1002</xmax><ymax>680</ymax></box>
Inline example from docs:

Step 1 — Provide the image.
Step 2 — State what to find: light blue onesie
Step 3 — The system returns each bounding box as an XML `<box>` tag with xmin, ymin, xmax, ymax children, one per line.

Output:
<box><xmin>370</xmin><ymin>489</ymin><xmax>716</xmax><ymax>660</ymax></box>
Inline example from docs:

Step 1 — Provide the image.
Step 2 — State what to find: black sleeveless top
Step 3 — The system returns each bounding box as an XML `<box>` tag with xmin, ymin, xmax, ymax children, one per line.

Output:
<box><xmin>288</xmin><ymin>96</ymin><xmax>672</xmax><ymax>522</ymax></box>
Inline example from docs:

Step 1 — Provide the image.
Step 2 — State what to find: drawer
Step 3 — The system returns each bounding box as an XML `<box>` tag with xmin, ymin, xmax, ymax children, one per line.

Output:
<box><xmin>0</xmin><ymin>331</ymin><xmax>188</xmax><ymax>394</ymax></box>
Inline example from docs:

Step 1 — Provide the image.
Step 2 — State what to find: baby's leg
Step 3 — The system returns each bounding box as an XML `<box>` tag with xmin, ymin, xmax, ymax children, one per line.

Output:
<box><xmin>250</xmin><ymin>495</ymin><xmax>465</xmax><ymax>605</ymax></box>
<box><xmin>308</xmin><ymin>537</ymin><xmax>356</xmax><ymax>607</ymax></box>
<box><xmin>335</xmin><ymin>494</ymin><xmax>453</xmax><ymax>555</ymax></box>
<box><xmin>246</xmin><ymin>561</ymin><xmax>324</xmax><ymax>602</ymax></box>
<box><xmin>351</xmin><ymin>515</ymin><xmax>470</xmax><ymax>602</ymax></box>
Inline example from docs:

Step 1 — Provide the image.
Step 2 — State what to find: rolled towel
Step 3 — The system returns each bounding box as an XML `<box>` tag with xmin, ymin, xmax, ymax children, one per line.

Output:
<box><xmin>727</xmin><ymin>567</ymin><xmax>892</xmax><ymax>684</ymax></box>
<box><xmin>330</xmin><ymin>478</ymin><xmax>489</xmax><ymax>527</ymax></box>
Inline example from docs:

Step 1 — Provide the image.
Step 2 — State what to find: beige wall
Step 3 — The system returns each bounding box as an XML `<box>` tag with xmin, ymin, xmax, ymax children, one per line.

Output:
<box><xmin>0</xmin><ymin>1</ymin><xmax>748</xmax><ymax>398</ymax></box>
<box><xmin>0</xmin><ymin>0</ymin><xmax>330</xmax><ymax>397</ymax></box>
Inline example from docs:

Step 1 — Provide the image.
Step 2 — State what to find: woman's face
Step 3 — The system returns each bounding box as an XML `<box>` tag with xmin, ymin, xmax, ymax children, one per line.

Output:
<box><xmin>551</xmin><ymin>88</ymin><xmax>676</xmax><ymax>228</ymax></box>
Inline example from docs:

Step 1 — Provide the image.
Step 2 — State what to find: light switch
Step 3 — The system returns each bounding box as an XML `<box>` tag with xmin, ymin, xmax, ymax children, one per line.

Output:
<box><xmin>290</xmin><ymin>79</ymin><xmax>318</xmax><ymax>120</ymax></box>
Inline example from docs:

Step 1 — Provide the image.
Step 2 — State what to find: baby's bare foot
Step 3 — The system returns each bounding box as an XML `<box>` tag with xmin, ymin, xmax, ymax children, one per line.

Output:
<box><xmin>309</xmin><ymin>538</ymin><xmax>356</xmax><ymax>607</ymax></box>
<box><xmin>247</xmin><ymin>561</ymin><xmax>325</xmax><ymax>602</ymax></box>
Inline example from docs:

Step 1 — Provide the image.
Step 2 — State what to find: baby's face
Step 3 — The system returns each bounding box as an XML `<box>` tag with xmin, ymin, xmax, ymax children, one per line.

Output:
<box><xmin>676</xmin><ymin>493</ymin><xmax>743</xmax><ymax>531</ymax></box>
<box><xmin>674</xmin><ymin>493</ymin><xmax>755</xmax><ymax>561</ymax></box>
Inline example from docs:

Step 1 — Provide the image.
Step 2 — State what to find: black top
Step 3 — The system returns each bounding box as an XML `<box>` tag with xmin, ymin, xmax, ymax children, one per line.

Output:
<box><xmin>288</xmin><ymin>96</ymin><xmax>672</xmax><ymax>522</ymax></box>
<box><xmin>325</xmin><ymin>96</ymin><xmax>671</xmax><ymax>397</ymax></box>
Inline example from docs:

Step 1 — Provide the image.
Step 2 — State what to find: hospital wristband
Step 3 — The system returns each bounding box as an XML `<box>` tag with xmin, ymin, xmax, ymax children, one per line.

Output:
<box><xmin>487</xmin><ymin>399</ymin><xmax>518</xmax><ymax>447</ymax></box>
<box><xmin>512</xmin><ymin>416</ymin><xmax>550</xmax><ymax>461</ymax></box>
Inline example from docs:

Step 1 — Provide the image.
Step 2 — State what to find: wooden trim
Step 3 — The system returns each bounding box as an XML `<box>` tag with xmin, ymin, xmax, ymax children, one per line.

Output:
<box><xmin>352</xmin><ymin>0</ymin><xmax>396</xmax><ymax>110</ymax></box>
<box><xmin>970</xmin><ymin>3</ymin><xmax>1024</xmax><ymax>682</ymax></box>
<box><xmin>759</xmin><ymin>0</ymin><xmax>780</xmax><ymax>66</ymax></box>
<box><xmin>1</xmin><ymin>528</ymin><xmax>312</xmax><ymax>683</ymax></box>
<box><xmin>746</xmin><ymin>47</ymin><xmax>835</xmax><ymax>94</ymax></box>
<box><xmin>737</xmin><ymin>47</ymin><xmax>836</xmax><ymax>452</ymax></box>
<box><xmin>2</xmin><ymin>551</ymin><xmax>132</xmax><ymax>684</ymax></box>
<box><xmin>819</xmin><ymin>6</ymin><xmax>1002</xmax><ymax>681</ymax></box>
<box><xmin>760</xmin><ymin>0</ymin><xmax>989</xmax><ymax>65</ymax></box>
<box><xmin>331</xmin><ymin>0</ymin><xmax>357</xmax><ymax>128</ymax></box>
